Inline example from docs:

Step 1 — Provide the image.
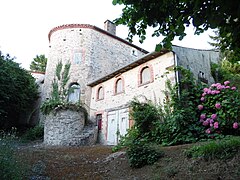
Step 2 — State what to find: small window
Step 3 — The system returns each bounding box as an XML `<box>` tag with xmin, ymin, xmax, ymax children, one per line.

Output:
<box><xmin>141</xmin><ymin>67</ymin><xmax>151</xmax><ymax>84</ymax></box>
<box><xmin>115</xmin><ymin>78</ymin><xmax>123</xmax><ymax>94</ymax></box>
<box><xmin>97</xmin><ymin>86</ymin><xmax>104</xmax><ymax>100</ymax></box>
<box><xmin>131</xmin><ymin>48</ymin><xmax>138</xmax><ymax>57</ymax></box>
<box><xmin>73</xmin><ymin>52</ymin><xmax>82</xmax><ymax>64</ymax></box>
<box><xmin>68</xmin><ymin>84</ymin><xmax>80</xmax><ymax>103</ymax></box>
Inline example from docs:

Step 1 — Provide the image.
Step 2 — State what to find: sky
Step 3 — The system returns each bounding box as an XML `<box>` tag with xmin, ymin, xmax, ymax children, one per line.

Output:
<box><xmin>0</xmin><ymin>0</ymin><xmax>215</xmax><ymax>70</ymax></box>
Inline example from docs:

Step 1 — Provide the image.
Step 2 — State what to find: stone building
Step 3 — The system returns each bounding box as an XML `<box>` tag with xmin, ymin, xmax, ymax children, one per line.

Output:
<box><xmin>42</xmin><ymin>20</ymin><xmax>219</xmax><ymax>145</ymax></box>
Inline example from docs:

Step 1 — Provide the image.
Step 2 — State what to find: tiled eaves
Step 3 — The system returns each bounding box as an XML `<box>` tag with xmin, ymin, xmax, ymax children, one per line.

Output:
<box><xmin>87</xmin><ymin>49</ymin><xmax>170</xmax><ymax>87</ymax></box>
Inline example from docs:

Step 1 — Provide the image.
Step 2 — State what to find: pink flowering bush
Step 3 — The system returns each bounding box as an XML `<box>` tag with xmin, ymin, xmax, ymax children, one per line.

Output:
<box><xmin>198</xmin><ymin>81</ymin><xmax>240</xmax><ymax>137</ymax></box>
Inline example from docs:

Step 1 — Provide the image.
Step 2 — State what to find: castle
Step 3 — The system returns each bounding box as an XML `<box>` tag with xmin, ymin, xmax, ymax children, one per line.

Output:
<box><xmin>37</xmin><ymin>20</ymin><xmax>219</xmax><ymax>145</ymax></box>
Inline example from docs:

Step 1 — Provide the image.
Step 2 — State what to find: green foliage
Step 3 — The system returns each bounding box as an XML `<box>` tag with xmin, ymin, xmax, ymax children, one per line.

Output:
<box><xmin>21</xmin><ymin>125</ymin><xmax>44</xmax><ymax>141</ymax></box>
<box><xmin>115</xmin><ymin>67</ymin><xmax>206</xmax><ymax>153</ymax></box>
<box><xmin>130</xmin><ymin>99</ymin><xmax>160</xmax><ymax>139</ymax></box>
<box><xmin>112</xmin><ymin>126</ymin><xmax>140</xmax><ymax>152</ymax></box>
<box><xmin>185</xmin><ymin>136</ymin><xmax>240</xmax><ymax>160</ymax></box>
<box><xmin>113</xmin><ymin>0</ymin><xmax>240</xmax><ymax>51</ymax></box>
<box><xmin>127</xmin><ymin>140</ymin><xmax>164</xmax><ymax>168</ymax></box>
<box><xmin>0</xmin><ymin>52</ymin><xmax>38</xmax><ymax>129</ymax></box>
<box><xmin>55</xmin><ymin>61</ymin><xmax>63</xmax><ymax>81</ymax></box>
<box><xmin>211</xmin><ymin>60</ymin><xmax>240</xmax><ymax>90</ymax></box>
<box><xmin>41</xmin><ymin>61</ymin><xmax>87</xmax><ymax>116</ymax></box>
<box><xmin>153</xmin><ymin>67</ymin><xmax>206</xmax><ymax>145</ymax></box>
<box><xmin>30</xmin><ymin>54</ymin><xmax>47</xmax><ymax>73</ymax></box>
<box><xmin>0</xmin><ymin>140</ymin><xmax>27</xmax><ymax>179</ymax></box>
<box><xmin>209</xmin><ymin>30</ymin><xmax>240</xmax><ymax>63</ymax></box>
<box><xmin>60</xmin><ymin>63</ymin><xmax>71</xmax><ymax>101</ymax></box>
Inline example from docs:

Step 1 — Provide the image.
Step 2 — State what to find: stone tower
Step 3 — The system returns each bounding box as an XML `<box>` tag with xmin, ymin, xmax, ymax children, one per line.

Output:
<box><xmin>43</xmin><ymin>22</ymin><xmax>147</xmax><ymax>116</ymax></box>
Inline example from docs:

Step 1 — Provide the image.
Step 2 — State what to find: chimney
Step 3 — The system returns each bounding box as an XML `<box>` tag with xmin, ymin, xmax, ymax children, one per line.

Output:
<box><xmin>104</xmin><ymin>20</ymin><xmax>116</xmax><ymax>35</ymax></box>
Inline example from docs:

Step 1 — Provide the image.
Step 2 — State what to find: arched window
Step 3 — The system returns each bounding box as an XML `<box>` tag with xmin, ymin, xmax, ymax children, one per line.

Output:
<box><xmin>141</xmin><ymin>67</ymin><xmax>151</xmax><ymax>84</ymax></box>
<box><xmin>115</xmin><ymin>78</ymin><xmax>123</xmax><ymax>94</ymax></box>
<box><xmin>68</xmin><ymin>83</ymin><xmax>81</xmax><ymax>103</ymax></box>
<box><xmin>97</xmin><ymin>86</ymin><xmax>104</xmax><ymax>100</ymax></box>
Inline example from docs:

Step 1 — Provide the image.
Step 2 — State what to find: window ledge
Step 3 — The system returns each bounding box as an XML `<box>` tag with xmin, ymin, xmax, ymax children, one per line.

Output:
<box><xmin>138</xmin><ymin>80</ymin><xmax>153</xmax><ymax>87</ymax></box>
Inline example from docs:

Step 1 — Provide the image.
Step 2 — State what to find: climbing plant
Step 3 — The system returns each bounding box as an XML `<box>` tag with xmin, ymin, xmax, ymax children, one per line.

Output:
<box><xmin>41</xmin><ymin>62</ymin><xmax>86</xmax><ymax>115</ymax></box>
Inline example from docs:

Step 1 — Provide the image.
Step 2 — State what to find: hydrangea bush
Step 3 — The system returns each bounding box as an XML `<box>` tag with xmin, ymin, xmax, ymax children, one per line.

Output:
<box><xmin>198</xmin><ymin>81</ymin><xmax>240</xmax><ymax>136</ymax></box>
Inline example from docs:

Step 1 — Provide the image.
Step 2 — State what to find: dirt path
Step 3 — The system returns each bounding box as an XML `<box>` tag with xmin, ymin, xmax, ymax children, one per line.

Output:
<box><xmin>16</xmin><ymin>141</ymin><xmax>240</xmax><ymax>180</ymax></box>
<box><xmin>17</xmin><ymin>142</ymin><xmax>152</xmax><ymax>180</ymax></box>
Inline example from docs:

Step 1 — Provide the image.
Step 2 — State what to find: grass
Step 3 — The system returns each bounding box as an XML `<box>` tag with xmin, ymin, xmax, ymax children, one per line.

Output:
<box><xmin>21</xmin><ymin>125</ymin><xmax>44</xmax><ymax>141</ymax></box>
<box><xmin>184</xmin><ymin>136</ymin><xmax>240</xmax><ymax>160</ymax></box>
<box><xmin>0</xmin><ymin>139</ymin><xmax>28</xmax><ymax>179</ymax></box>
<box><xmin>0</xmin><ymin>129</ymin><xmax>31</xmax><ymax>180</ymax></box>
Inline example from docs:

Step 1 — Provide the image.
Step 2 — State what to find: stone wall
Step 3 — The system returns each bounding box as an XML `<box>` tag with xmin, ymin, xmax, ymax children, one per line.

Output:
<box><xmin>43</xmin><ymin>24</ymin><xmax>147</xmax><ymax>115</ymax></box>
<box><xmin>172</xmin><ymin>45</ymin><xmax>219</xmax><ymax>84</ymax></box>
<box><xmin>89</xmin><ymin>52</ymin><xmax>176</xmax><ymax>144</ymax></box>
<box><xmin>44</xmin><ymin>109</ymin><xmax>88</xmax><ymax>146</ymax></box>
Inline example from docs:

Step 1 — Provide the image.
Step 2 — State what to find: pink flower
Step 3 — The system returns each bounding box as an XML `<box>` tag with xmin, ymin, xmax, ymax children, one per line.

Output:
<box><xmin>207</xmin><ymin>89</ymin><xmax>212</xmax><ymax>94</ymax></box>
<box><xmin>202</xmin><ymin>92</ymin><xmax>207</xmax><ymax>97</ymax></box>
<box><xmin>224</xmin><ymin>81</ymin><xmax>230</xmax><ymax>85</ymax></box>
<box><xmin>211</xmin><ymin>114</ymin><xmax>217</xmax><ymax>120</ymax></box>
<box><xmin>217</xmin><ymin>85</ymin><xmax>223</xmax><ymax>90</ymax></box>
<box><xmin>203</xmin><ymin>120</ymin><xmax>209</xmax><ymax>126</ymax></box>
<box><xmin>201</xmin><ymin>97</ymin><xmax>205</xmax><ymax>101</ymax></box>
<box><xmin>203</xmin><ymin>88</ymin><xmax>209</xmax><ymax>93</ymax></box>
<box><xmin>198</xmin><ymin>105</ymin><xmax>203</xmax><ymax>110</ymax></box>
<box><xmin>233</xmin><ymin>122</ymin><xmax>238</xmax><ymax>129</ymax></box>
<box><xmin>211</xmin><ymin>90</ymin><xmax>216</xmax><ymax>95</ymax></box>
<box><xmin>215</xmin><ymin>90</ymin><xmax>220</xmax><ymax>94</ymax></box>
<box><xmin>209</xmin><ymin>119</ymin><xmax>214</xmax><ymax>124</ymax></box>
<box><xmin>214</xmin><ymin>122</ymin><xmax>219</xmax><ymax>129</ymax></box>
<box><xmin>231</xmin><ymin>87</ymin><xmax>236</xmax><ymax>90</ymax></box>
<box><xmin>211</xmin><ymin>83</ymin><xmax>217</xmax><ymax>87</ymax></box>
<box><xmin>205</xmin><ymin>128</ymin><xmax>211</xmax><ymax>134</ymax></box>
<box><xmin>225</xmin><ymin>86</ymin><xmax>230</xmax><ymax>89</ymax></box>
<box><xmin>200</xmin><ymin>114</ymin><xmax>206</xmax><ymax>119</ymax></box>
<box><xmin>215</xmin><ymin>103</ymin><xmax>221</xmax><ymax>109</ymax></box>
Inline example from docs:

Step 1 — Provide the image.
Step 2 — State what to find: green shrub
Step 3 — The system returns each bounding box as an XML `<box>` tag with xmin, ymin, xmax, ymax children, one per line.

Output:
<box><xmin>115</xmin><ymin>67</ymin><xmax>206</xmax><ymax>151</ymax></box>
<box><xmin>152</xmin><ymin>67</ymin><xmax>206</xmax><ymax>145</ymax></box>
<box><xmin>40</xmin><ymin>61</ymin><xmax>88</xmax><ymax>120</ymax></box>
<box><xmin>130</xmin><ymin>99</ymin><xmax>160</xmax><ymax>140</ymax></box>
<box><xmin>0</xmin><ymin>140</ymin><xmax>27</xmax><ymax>179</ymax></box>
<box><xmin>21</xmin><ymin>125</ymin><xmax>44</xmax><ymax>141</ymax></box>
<box><xmin>127</xmin><ymin>140</ymin><xmax>164</xmax><ymax>168</ymax></box>
<box><xmin>185</xmin><ymin>136</ymin><xmax>240</xmax><ymax>160</ymax></box>
<box><xmin>0</xmin><ymin>52</ymin><xmax>38</xmax><ymax>129</ymax></box>
<box><xmin>198</xmin><ymin>81</ymin><xmax>240</xmax><ymax>136</ymax></box>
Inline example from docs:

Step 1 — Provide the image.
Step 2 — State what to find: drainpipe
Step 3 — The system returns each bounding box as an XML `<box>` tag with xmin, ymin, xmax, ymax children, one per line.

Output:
<box><xmin>173</xmin><ymin>51</ymin><xmax>181</xmax><ymax>98</ymax></box>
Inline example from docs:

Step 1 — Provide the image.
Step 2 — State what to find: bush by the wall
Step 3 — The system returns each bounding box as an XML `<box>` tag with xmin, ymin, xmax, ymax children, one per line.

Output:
<box><xmin>185</xmin><ymin>136</ymin><xmax>240</xmax><ymax>160</ymax></box>
<box><xmin>198</xmin><ymin>81</ymin><xmax>240</xmax><ymax>137</ymax></box>
<box><xmin>0</xmin><ymin>140</ymin><xmax>27</xmax><ymax>179</ymax></box>
<box><xmin>0</xmin><ymin>52</ymin><xmax>38</xmax><ymax>129</ymax></box>
<box><xmin>21</xmin><ymin>125</ymin><xmax>44</xmax><ymax>141</ymax></box>
<box><xmin>127</xmin><ymin>140</ymin><xmax>164</xmax><ymax>168</ymax></box>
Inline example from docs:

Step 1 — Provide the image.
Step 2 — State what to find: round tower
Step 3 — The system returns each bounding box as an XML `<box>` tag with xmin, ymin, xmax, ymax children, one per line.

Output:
<box><xmin>44</xmin><ymin>24</ymin><xmax>98</xmax><ymax>111</ymax></box>
<box><xmin>43</xmin><ymin>23</ymin><xmax>148</xmax><ymax>118</ymax></box>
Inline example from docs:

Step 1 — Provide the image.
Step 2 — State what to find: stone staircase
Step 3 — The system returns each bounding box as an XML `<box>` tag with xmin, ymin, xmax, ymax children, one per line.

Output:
<box><xmin>69</xmin><ymin>125</ymin><xmax>98</xmax><ymax>146</ymax></box>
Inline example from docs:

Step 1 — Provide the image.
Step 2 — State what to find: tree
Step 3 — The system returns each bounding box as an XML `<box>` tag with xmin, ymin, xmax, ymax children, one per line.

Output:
<box><xmin>113</xmin><ymin>0</ymin><xmax>240</xmax><ymax>51</ymax></box>
<box><xmin>30</xmin><ymin>54</ymin><xmax>47</xmax><ymax>73</ymax></box>
<box><xmin>209</xmin><ymin>30</ymin><xmax>240</xmax><ymax>63</ymax></box>
<box><xmin>0</xmin><ymin>52</ymin><xmax>38</xmax><ymax>129</ymax></box>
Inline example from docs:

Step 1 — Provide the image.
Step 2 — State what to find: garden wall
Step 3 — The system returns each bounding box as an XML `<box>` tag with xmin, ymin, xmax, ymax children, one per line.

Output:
<box><xmin>44</xmin><ymin>109</ymin><xmax>97</xmax><ymax>146</ymax></box>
